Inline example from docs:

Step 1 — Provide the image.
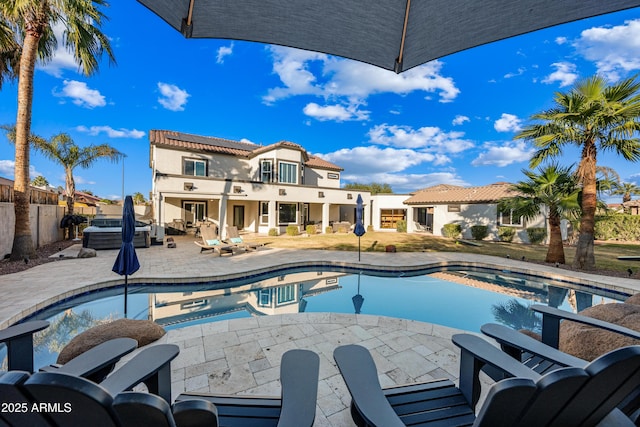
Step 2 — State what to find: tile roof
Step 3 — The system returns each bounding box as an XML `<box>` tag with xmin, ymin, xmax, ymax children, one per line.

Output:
<box><xmin>149</xmin><ymin>130</ymin><xmax>343</xmax><ymax>171</ymax></box>
<box><xmin>404</xmin><ymin>182</ymin><xmax>517</xmax><ymax>205</ymax></box>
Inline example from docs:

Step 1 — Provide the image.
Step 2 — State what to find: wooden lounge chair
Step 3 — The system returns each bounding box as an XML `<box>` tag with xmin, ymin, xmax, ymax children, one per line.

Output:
<box><xmin>334</xmin><ymin>336</ymin><xmax>640</xmax><ymax>427</ymax></box>
<box><xmin>0</xmin><ymin>321</ymin><xmax>137</xmax><ymax>382</ymax></box>
<box><xmin>0</xmin><ymin>320</ymin><xmax>49</xmax><ymax>372</ymax></box>
<box><xmin>226</xmin><ymin>226</ymin><xmax>263</xmax><ymax>251</ymax></box>
<box><xmin>194</xmin><ymin>225</ymin><xmax>236</xmax><ymax>256</ymax></box>
<box><xmin>0</xmin><ymin>344</ymin><xmax>180</xmax><ymax>426</ymax></box>
<box><xmin>176</xmin><ymin>349</ymin><xmax>320</xmax><ymax>427</ymax></box>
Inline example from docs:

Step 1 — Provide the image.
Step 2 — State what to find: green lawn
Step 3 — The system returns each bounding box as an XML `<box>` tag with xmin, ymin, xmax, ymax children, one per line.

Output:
<box><xmin>251</xmin><ymin>231</ymin><xmax>640</xmax><ymax>276</ymax></box>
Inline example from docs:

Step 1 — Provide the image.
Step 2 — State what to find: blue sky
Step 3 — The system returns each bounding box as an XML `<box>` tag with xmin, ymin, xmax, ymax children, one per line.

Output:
<box><xmin>0</xmin><ymin>3</ymin><xmax>639</xmax><ymax>201</ymax></box>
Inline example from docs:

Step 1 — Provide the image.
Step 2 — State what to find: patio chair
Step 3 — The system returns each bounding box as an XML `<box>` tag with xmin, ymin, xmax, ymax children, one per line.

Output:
<box><xmin>176</xmin><ymin>349</ymin><xmax>320</xmax><ymax>427</ymax></box>
<box><xmin>0</xmin><ymin>320</ymin><xmax>49</xmax><ymax>372</ymax></box>
<box><xmin>0</xmin><ymin>343</ymin><xmax>180</xmax><ymax>426</ymax></box>
<box><xmin>226</xmin><ymin>226</ymin><xmax>263</xmax><ymax>251</ymax></box>
<box><xmin>333</xmin><ymin>335</ymin><xmax>640</xmax><ymax>427</ymax></box>
<box><xmin>194</xmin><ymin>225</ymin><xmax>236</xmax><ymax>256</ymax></box>
<box><xmin>0</xmin><ymin>322</ymin><xmax>137</xmax><ymax>381</ymax></box>
<box><xmin>413</xmin><ymin>221</ymin><xmax>430</xmax><ymax>232</ymax></box>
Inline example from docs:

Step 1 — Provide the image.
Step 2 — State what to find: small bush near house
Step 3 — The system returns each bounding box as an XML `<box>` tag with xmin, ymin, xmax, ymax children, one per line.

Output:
<box><xmin>396</xmin><ymin>220</ymin><xmax>407</xmax><ymax>233</ymax></box>
<box><xmin>286</xmin><ymin>225</ymin><xmax>299</xmax><ymax>236</ymax></box>
<box><xmin>367</xmin><ymin>225</ymin><xmax>374</xmax><ymax>232</ymax></box>
<box><xmin>498</xmin><ymin>226</ymin><xmax>516</xmax><ymax>242</ymax></box>
<box><xmin>268</xmin><ymin>228</ymin><xmax>279</xmax><ymax>236</ymax></box>
<box><xmin>325</xmin><ymin>226</ymin><xmax>333</xmax><ymax>234</ymax></box>
<box><xmin>470</xmin><ymin>225</ymin><xmax>488</xmax><ymax>241</ymax></box>
<box><xmin>306</xmin><ymin>224</ymin><xmax>317</xmax><ymax>235</ymax></box>
<box><xmin>337</xmin><ymin>225</ymin><xmax>349</xmax><ymax>233</ymax></box>
<box><xmin>526</xmin><ymin>227</ymin><xmax>547</xmax><ymax>244</ymax></box>
<box><xmin>443</xmin><ymin>223</ymin><xmax>462</xmax><ymax>239</ymax></box>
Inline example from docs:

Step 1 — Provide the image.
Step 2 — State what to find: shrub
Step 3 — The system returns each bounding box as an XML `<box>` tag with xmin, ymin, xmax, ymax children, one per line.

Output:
<box><xmin>594</xmin><ymin>214</ymin><xmax>640</xmax><ymax>241</ymax></box>
<box><xmin>286</xmin><ymin>225</ymin><xmax>299</xmax><ymax>236</ymax></box>
<box><xmin>443</xmin><ymin>223</ymin><xmax>462</xmax><ymax>239</ymax></box>
<box><xmin>470</xmin><ymin>225</ymin><xmax>488</xmax><ymax>241</ymax></box>
<box><xmin>306</xmin><ymin>224</ymin><xmax>317</xmax><ymax>235</ymax></box>
<box><xmin>367</xmin><ymin>224</ymin><xmax>374</xmax><ymax>232</ymax></box>
<box><xmin>268</xmin><ymin>228</ymin><xmax>279</xmax><ymax>236</ymax></box>
<box><xmin>497</xmin><ymin>226</ymin><xmax>516</xmax><ymax>242</ymax></box>
<box><xmin>325</xmin><ymin>226</ymin><xmax>333</xmax><ymax>234</ymax></box>
<box><xmin>526</xmin><ymin>227</ymin><xmax>547</xmax><ymax>244</ymax></box>
<box><xmin>337</xmin><ymin>225</ymin><xmax>349</xmax><ymax>233</ymax></box>
<box><xmin>396</xmin><ymin>219</ymin><xmax>407</xmax><ymax>233</ymax></box>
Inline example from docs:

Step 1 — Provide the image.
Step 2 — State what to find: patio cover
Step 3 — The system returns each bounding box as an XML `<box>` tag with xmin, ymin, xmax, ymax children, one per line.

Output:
<box><xmin>137</xmin><ymin>0</ymin><xmax>640</xmax><ymax>73</ymax></box>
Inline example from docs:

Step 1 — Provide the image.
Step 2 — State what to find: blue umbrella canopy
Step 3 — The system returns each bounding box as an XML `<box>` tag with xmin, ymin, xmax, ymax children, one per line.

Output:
<box><xmin>112</xmin><ymin>196</ymin><xmax>140</xmax><ymax>276</ymax></box>
<box><xmin>354</xmin><ymin>194</ymin><xmax>366</xmax><ymax>237</ymax></box>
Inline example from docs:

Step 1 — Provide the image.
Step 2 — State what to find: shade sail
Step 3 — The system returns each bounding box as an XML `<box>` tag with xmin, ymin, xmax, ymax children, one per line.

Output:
<box><xmin>137</xmin><ymin>0</ymin><xmax>640</xmax><ymax>73</ymax></box>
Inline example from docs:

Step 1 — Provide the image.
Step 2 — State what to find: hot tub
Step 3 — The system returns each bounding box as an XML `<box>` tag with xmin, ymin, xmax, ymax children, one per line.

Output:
<box><xmin>82</xmin><ymin>218</ymin><xmax>151</xmax><ymax>250</ymax></box>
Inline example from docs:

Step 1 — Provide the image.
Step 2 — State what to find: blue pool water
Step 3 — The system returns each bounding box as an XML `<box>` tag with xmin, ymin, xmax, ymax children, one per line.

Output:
<box><xmin>3</xmin><ymin>266</ymin><xmax>628</xmax><ymax>370</ymax></box>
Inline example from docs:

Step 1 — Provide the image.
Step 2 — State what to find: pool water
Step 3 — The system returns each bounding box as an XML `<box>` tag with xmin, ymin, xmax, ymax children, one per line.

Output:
<box><xmin>3</xmin><ymin>267</ymin><xmax>627</xmax><ymax>370</ymax></box>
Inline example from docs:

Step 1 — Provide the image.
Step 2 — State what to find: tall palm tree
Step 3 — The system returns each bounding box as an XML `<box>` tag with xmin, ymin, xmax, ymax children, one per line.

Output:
<box><xmin>0</xmin><ymin>0</ymin><xmax>115</xmax><ymax>259</ymax></box>
<box><xmin>611</xmin><ymin>181</ymin><xmax>640</xmax><ymax>203</ymax></box>
<box><xmin>32</xmin><ymin>133</ymin><xmax>123</xmax><ymax>219</ymax></box>
<box><xmin>499</xmin><ymin>164</ymin><xmax>580</xmax><ymax>264</ymax></box>
<box><xmin>516</xmin><ymin>76</ymin><xmax>640</xmax><ymax>270</ymax></box>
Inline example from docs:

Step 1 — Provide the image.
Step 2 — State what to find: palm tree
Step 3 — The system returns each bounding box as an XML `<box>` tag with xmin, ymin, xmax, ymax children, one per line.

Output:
<box><xmin>32</xmin><ymin>133</ymin><xmax>123</xmax><ymax>220</ymax></box>
<box><xmin>132</xmin><ymin>192</ymin><xmax>146</xmax><ymax>205</ymax></box>
<box><xmin>516</xmin><ymin>76</ymin><xmax>640</xmax><ymax>270</ymax></box>
<box><xmin>31</xmin><ymin>175</ymin><xmax>49</xmax><ymax>188</ymax></box>
<box><xmin>611</xmin><ymin>181</ymin><xmax>640</xmax><ymax>203</ymax></box>
<box><xmin>499</xmin><ymin>164</ymin><xmax>580</xmax><ymax>264</ymax></box>
<box><xmin>0</xmin><ymin>0</ymin><xmax>115</xmax><ymax>259</ymax></box>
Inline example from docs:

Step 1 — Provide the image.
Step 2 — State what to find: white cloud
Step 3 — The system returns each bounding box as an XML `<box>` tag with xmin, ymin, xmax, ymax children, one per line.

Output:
<box><xmin>504</xmin><ymin>67</ymin><xmax>526</xmax><ymax>79</ymax></box>
<box><xmin>54</xmin><ymin>80</ymin><xmax>106</xmax><ymax>108</ymax></box>
<box><xmin>574</xmin><ymin>19</ymin><xmax>640</xmax><ymax>81</ymax></box>
<box><xmin>452</xmin><ymin>115</ymin><xmax>470</xmax><ymax>126</ymax></box>
<box><xmin>303</xmin><ymin>102</ymin><xmax>370</xmax><ymax>122</ymax></box>
<box><xmin>555</xmin><ymin>36</ymin><xmax>568</xmax><ymax>45</ymax></box>
<box><xmin>157</xmin><ymin>82</ymin><xmax>190</xmax><ymax>111</ymax></box>
<box><xmin>263</xmin><ymin>46</ymin><xmax>460</xmax><ymax>114</ymax></box>
<box><xmin>0</xmin><ymin>160</ymin><xmax>44</xmax><ymax>180</ymax></box>
<box><xmin>494</xmin><ymin>113</ymin><xmax>522</xmax><ymax>133</ymax></box>
<box><xmin>37</xmin><ymin>23</ymin><xmax>80</xmax><ymax>78</ymax></box>
<box><xmin>317</xmin><ymin>146</ymin><xmax>441</xmax><ymax>179</ymax></box>
<box><xmin>76</xmin><ymin>126</ymin><xmax>145</xmax><ymax>139</ymax></box>
<box><xmin>471</xmin><ymin>141</ymin><xmax>534</xmax><ymax>167</ymax></box>
<box><xmin>368</xmin><ymin>124</ymin><xmax>474</xmax><ymax>155</ymax></box>
<box><xmin>216</xmin><ymin>43</ymin><xmax>234</xmax><ymax>64</ymax></box>
<box><xmin>342</xmin><ymin>171</ymin><xmax>469</xmax><ymax>193</ymax></box>
<box><xmin>542</xmin><ymin>62</ymin><xmax>579</xmax><ymax>87</ymax></box>
<box><xmin>59</xmin><ymin>173</ymin><xmax>95</xmax><ymax>185</ymax></box>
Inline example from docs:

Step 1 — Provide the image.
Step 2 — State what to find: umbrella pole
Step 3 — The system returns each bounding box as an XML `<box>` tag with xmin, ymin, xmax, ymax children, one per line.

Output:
<box><xmin>124</xmin><ymin>275</ymin><xmax>128</xmax><ymax>318</ymax></box>
<box><xmin>358</xmin><ymin>236</ymin><xmax>361</xmax><ymax>261</ymax></box>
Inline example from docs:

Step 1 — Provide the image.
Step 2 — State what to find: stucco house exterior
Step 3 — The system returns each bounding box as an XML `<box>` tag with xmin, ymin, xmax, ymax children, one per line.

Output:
<box><xmin>149</xmin><ymin>130</ymin><xmax>371</xmax><ymax>240</ymax></box>
<box><xmin>148</xmin><ymin>130</ymin><xmax>556</xmax><ymax>243</ymax></box>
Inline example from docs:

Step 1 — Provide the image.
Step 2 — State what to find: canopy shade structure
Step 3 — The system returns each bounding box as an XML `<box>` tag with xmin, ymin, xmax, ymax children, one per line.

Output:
<box><xmin>137</xmin><ymin>0</ymin><xmax>640</xmax><ymax>73</ymax></box>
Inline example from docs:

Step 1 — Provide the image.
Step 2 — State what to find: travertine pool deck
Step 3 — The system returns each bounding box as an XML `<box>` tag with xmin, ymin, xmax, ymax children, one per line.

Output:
<box><xmin>1</xmin><ymin>236</ymin><xmax>638</xmax><ymax>426</ymax></box>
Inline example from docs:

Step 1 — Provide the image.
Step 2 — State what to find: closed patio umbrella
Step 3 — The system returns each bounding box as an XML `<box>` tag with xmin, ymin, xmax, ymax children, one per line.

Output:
<box><xmin>112</xmin><ymin>195</ymin><xmax>140</xmax><ymax>318</ymax></box>
<box><xmin>137</xmin><ymin>0</ymin><xmax>640</xmax><ymax>73</ymax></box>
<box><xmin>354</xmin><ymin>194</ymin><xmax>365</xmax><ymax>261</ymax></box>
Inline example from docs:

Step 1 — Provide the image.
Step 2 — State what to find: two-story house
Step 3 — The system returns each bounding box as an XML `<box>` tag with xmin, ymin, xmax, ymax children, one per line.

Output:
<box><xmin>149</xmin><ymin>130</ymin><xmax>371</xmax><ymax>240</ymax></box>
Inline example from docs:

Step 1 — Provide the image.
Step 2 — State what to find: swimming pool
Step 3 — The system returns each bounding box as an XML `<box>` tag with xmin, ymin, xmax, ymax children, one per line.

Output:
<box><xmin>3</xmin><ymin>266</ymin><xmax>628</xmax><ymax>370</ymax></box>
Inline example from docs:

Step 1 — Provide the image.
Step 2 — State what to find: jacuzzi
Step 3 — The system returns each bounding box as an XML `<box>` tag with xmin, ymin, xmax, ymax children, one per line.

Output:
<box><xmin>82</xmin><ymin>218</ymin><xmax>151</xmax><ymax>250</ymax></box>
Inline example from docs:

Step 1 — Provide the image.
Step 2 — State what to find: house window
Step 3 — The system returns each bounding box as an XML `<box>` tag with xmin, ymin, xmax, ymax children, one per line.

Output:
<box><xmin>499</xmin><ymin>209</ymin><xmax>523</xmax><ymax>226</ymax></box>
<box><xmin>278</xmin><ymin>161</ymin><xmax>298</xmax><ymax>184</ymax></box>
<box><xmin>261</xmin><ymin>160</ymin><xmax>273</xmax><ymax>183</ymax></box>
<box><xmin>278</xmin><ymin>202</ymin><xmax>297</xmax><ymax>224</ymax></box>
<box><xmin>184</xmin><ymin>158</ymin><xmax>207</xmax><ymax>177</ymax></box>
<box><xmin>258</xmin><ymin>289</ymin><xmax>271</xmax><ymax>307</ymax></box>
<box><xmin>447</xmin><ymin>204</ymin><xmax>461</xmax><ymax>212</ymax></box>
<box><xmin>276</xmin><ymin>285</ymin><xmax>296</xmax><ymax>305</ymax></box>
<box><xmin>380</xmin><ymin>209</ymin><xmax>406</xmax><ymax>229</ymax></box>
<box><xmin>260</xmin><ymin>201</ymin><xmax>269</xmax><ymax>225</ymax></box>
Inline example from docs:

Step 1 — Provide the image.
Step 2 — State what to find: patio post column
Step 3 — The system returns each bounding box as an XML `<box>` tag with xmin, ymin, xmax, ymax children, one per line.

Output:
<box><xmin>219</xmin><ymin>195</ymin><xmax>228</xmax><ymax>240</ymax></box>
<box><xmin>268</xmin><ymin>200</ymin><xmax>277</xmax><ymax>232</ymax></box>
<box><xmin>406</xmin><ymin>206</ymin><xmax>414</xmax><ymax>233</ymax></box>
<box><xmin>322</xmin><ymin>203</ymin><xmax>330</xmax><ymax>234</ymax></box>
